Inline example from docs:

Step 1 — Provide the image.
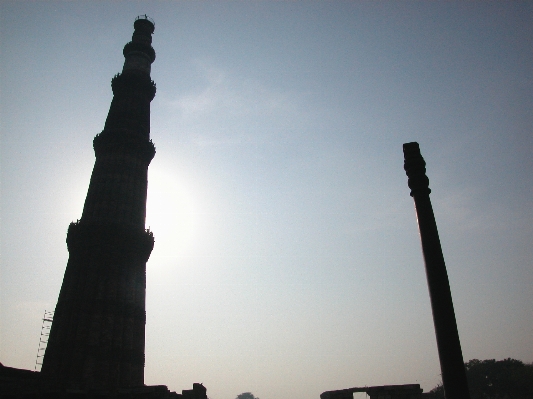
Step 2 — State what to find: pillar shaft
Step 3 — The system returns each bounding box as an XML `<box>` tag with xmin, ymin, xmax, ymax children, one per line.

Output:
<box><xmin>403</xmin><ymin>142</ymin><xmax>470</xmax><ymax>399</ymax></box>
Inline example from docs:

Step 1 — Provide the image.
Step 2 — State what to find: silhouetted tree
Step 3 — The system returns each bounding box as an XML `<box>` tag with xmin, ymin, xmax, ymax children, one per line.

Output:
<box><xmin>427</xmin><ymin>383</ymin><xmax>444</xmax><ymax>399</ymax></box>
<box><xmin>236</xmin><ymin>393</ymin><xmax>259</xmax><ymax>399</ymax></box>
<box><xmin>428</xmin><ymin>358</ymin><xmax>533</xmax><ymax>399</ymax></box>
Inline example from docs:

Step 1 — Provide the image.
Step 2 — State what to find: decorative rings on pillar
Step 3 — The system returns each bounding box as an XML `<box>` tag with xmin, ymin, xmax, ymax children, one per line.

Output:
<box><xmin>123</xmin><ymin>41</ymin><xmax>156</xmax><ymax>63</ymax></box>
<box><xmin>111</xmin><ymin>72</ymin><xmax>156</xmax><ymax>101</ymax></box>
<box><xmin>93</xmin><ymin>129</ymin><xmax>156</xmax><ymax>163</ymax></box>
<box><xmin>403</xmin><ymin>142</ymin><xmax>432</xmax><ymax>197</ymax></box>
<box><xmin>66</xmin><ymin>221</ymin><xmax>155</xmax><ymax>263</ymax></box>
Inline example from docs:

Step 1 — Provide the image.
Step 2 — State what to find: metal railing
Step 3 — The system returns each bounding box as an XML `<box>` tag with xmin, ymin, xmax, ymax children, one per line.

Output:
<box><xmin>135</xmin><ymin>14</ymin><xmax>155</xmax><ymax>26</ymax></box>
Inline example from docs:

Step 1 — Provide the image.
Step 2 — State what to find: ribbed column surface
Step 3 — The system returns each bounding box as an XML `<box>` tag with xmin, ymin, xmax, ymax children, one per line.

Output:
<box><xmin>41</xmin><ymin>17</ymin><xmax>156</xmax><ymax>391</ymax></box>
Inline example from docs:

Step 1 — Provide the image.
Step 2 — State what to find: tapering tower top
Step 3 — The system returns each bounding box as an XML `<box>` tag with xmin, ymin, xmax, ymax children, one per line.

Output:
<box><xmin>122</xmin><ymin>15</ymin><xmax>156</xmax><ymax>75</ymax></box>
<box><xmin>135</xmin><ymin>15</ymin><xmax>155</xmax><ymax>32</ymax></box>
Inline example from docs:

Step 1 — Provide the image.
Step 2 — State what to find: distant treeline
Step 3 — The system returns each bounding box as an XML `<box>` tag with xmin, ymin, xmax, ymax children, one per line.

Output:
<box><xmin>428</xmin><ymin>358</ymin><xmax>533</xmax><ymax>399</ymax></box>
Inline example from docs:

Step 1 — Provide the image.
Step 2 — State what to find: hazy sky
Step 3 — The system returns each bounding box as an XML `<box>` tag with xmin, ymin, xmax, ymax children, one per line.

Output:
<box><xmin>1</xmin><ymin>2</ymin><xmax>532</xmax><ymax>399</ymax></box>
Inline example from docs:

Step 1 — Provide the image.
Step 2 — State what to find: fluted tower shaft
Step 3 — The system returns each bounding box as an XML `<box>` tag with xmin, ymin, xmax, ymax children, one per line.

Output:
<box><xmin>41</xmin><ymin>17</ymin><xmax>157</xmax><ymax>391</ymax></box>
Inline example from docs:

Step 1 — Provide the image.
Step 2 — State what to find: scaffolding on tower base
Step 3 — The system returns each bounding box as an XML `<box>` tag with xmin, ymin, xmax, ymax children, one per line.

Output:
<box><xmin>34</xmin><ymin>310</ymin><xmax>54</xmax><ymax>371</ymax></box>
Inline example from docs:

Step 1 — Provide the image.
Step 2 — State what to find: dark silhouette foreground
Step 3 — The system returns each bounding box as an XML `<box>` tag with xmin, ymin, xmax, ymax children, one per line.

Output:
<box><xmin>428</xmin><ymin>359</ymin><xmax>533</xmax><ymax>399</ymax></box>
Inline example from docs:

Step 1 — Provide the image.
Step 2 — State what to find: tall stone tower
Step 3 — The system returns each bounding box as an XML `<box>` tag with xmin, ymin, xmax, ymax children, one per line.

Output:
<box><xmin>41</xmin><ymin>16</ymin><xmax>157</xmax><ymax>391</ymax></box>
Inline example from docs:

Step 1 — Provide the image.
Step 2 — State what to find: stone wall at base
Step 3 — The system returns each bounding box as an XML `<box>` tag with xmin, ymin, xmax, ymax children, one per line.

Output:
<box><xmin>0</xmin><ymin>365</ymin><xmax>206</xmax><ymax>399</ymax></box>
<box><xmin>321</xmin><ymin>384</ymin><xmax>423</xmax><ymax>399</ymax></box>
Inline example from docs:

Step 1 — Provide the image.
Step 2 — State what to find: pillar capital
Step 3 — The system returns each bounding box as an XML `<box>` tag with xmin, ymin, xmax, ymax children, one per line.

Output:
<box><xmin>403</xmin><ymin>142</ymin><xmax>431</xmax><ymax>197</ymax></box>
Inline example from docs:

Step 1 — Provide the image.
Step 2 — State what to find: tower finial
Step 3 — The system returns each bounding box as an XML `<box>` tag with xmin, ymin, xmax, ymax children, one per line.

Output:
<box><xmin>122</xmin><ymin>16</ymin><xmax>156</xmax><ymax>74</ymax></box>
<box><xmin>135</xmin><ymin>14</ymin><xmax>155</xmax><ymax>31</ymax></box>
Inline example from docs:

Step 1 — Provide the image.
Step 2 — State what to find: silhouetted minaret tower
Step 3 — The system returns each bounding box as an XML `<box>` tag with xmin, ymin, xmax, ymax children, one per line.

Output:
<box><xmin>41</xmin><ymin>16</ymin><xmax>157</xmax><ymax>391</ymax></box>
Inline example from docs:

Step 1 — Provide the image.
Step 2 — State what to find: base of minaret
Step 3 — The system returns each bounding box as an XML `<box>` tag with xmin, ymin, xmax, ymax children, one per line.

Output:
<box><xmin>40</xmin><ymin>222</ymin><xmax>154</xmax><ymax>391</ymax></box>
<box><xmin>0</xmin><ymin>364</ymin><xmax>208</xmax><ymax>399</ymax></box>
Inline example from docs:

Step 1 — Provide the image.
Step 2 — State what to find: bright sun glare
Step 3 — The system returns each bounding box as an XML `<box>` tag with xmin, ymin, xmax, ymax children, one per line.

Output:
<box><xmin>146</xmin><ymin>165</ymin><xmax>198</xmax><ymax>260</ymax></box>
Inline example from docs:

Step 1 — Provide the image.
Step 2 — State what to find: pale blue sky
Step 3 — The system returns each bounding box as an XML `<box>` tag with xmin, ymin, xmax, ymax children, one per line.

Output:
<box><xmin>1</xmin><ymin>2</ymin><xmax>532</xmax><ymax>399</ymax></box>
